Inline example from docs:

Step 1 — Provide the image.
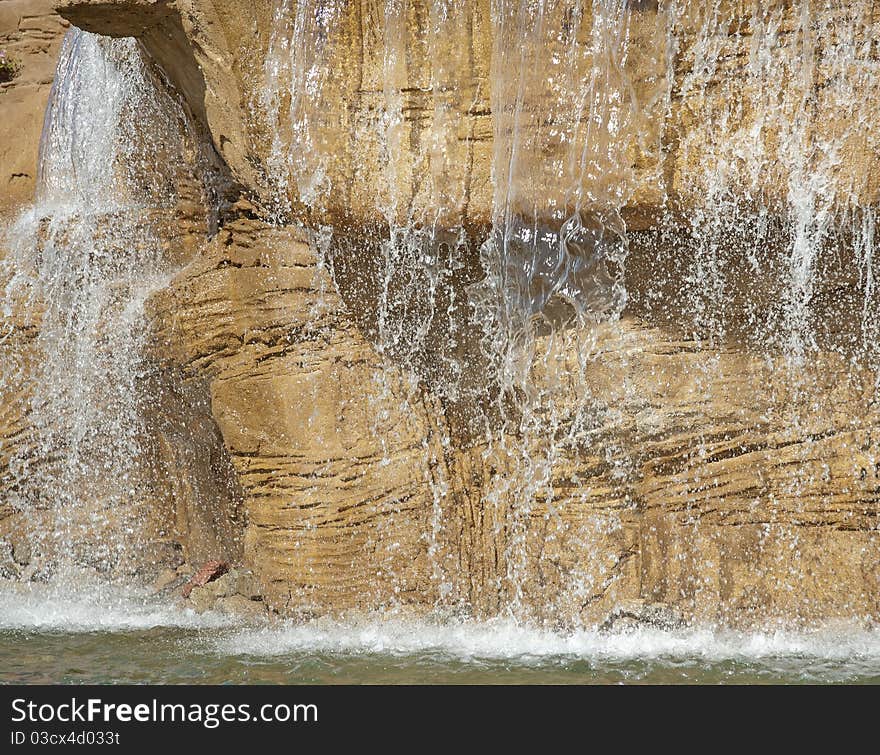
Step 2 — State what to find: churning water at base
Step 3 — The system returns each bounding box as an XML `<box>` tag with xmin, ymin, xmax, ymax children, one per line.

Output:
<box><xmin>1</xmin><ymin>585</ymin><xmax>878</xmax><ymax>683</ymax></box>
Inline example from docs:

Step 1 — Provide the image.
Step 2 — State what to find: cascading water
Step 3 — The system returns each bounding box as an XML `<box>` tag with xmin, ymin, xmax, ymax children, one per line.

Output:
<box><xmin>255</xmin><ymin>0</ymin><xmax>638</xmax><ymax>618</ymax></box>
<box><xmin>470</xmin><ymin>0</ymin><xmax>646</xmax><ymax>614</ymax></box>
<box><xmin>254</xmin><ymin>0</ymin><xmax>880</xmax><ymax>625</ymax></box>
<box><xmin>655</xmin><ymin>0</ymin><xmax>880</xmax><ymax>360</ymax></box>
<box><xmin>0</xmin><ymin>29</ymin><xmax>207</xmax><ymax>582</ymax></box>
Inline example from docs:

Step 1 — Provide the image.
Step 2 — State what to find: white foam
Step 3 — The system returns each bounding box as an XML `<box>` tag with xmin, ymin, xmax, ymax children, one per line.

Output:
<box><xmin>3</xmin><ymin>586</ymin><xmax>878</xmax><ymax>680</ymax></box>
<box><xmin>212</xmin><ymin>614</ymin><xmax>880</xmax><ymax>666</ymax></box>
<box><xmin>0</xmin><ymin>582</ymin><xmax>235</xmax><ymax>632</ymax></box>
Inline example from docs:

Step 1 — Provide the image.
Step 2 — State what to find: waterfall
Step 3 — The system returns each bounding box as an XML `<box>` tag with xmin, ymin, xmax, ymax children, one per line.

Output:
<box><xmin>256</xmin><ymin>0</ymin><xmax>641</xmax><ymax>615</ymax></box>
<box><xmin>658</xmin><ymin>0</ymin><xmax>880</xmax><ymax>360</ymax></box>
<box><xmin>254</xmin><ymin>0</ymin><xmax>880</xmax><ymax>620</ymax></box>
<box><xmin>0</xmin><ymin>0</ymin><xmax>875</xmax><ymax>627</ymax></box>
<box><xmin>0</xmin><ymin>29</ymin><xmax>206</xmax><ymax>580</ymax></box>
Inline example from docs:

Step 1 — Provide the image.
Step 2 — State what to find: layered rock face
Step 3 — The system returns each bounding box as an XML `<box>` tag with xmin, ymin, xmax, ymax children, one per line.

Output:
<box><xmin>0</xmin><ymin>1</ymin><xmax>68</xmax><ymax>214</ymax></box>
<box><xmin>1</xmin><ymin>0</ymin><xmax>879</xmax><ymax>627</ymax></box>
<box><xmin>0</xmin><ymin>2</ymin><xmax>67</xmax><ymax>581</ymax></box>
<box><xmin>146</xmin><ymin>224</ymin><xmax>880</xmax><ymax>625</ymax></box>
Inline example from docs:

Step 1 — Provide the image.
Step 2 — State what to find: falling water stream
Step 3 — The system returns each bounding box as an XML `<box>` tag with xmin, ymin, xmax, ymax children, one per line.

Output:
<box><xmin>2</xmin><ymin>2</ymin><xmax>880</xmax><ymax>683</ymax></box>
<box><xmin>1</xmin><ymin>30</ymin><xmax>207</xmax><ymax>582</ymax></box>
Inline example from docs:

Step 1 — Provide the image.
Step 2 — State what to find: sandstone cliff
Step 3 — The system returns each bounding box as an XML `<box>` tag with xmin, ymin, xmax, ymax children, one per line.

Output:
<box><xmin>146</xmin><ymin>221</ymin><xmax>880</xmax><ymax>625</ymax></box>
<box><xmin>0</xmin><ymin>1</ymin><xmax>68</xmax><ymax>214</ymax></box>
<box><xmin>0</xmin><ymin>0</ymin><xmax>878</xmax><ymax>628</ymax></box>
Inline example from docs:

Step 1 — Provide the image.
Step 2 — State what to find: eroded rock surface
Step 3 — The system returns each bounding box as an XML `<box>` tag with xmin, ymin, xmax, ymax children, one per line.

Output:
<box><xmin>0</xmin><ymin>1</ymin><xmax>878</xmax><ymax>629</ymax></box>
<box><xmin>0</xmin><ymin>1</ymin><xmax>68</xmax><ymax>214</ymax></box>
<box><xmin>142</xmin><ymin>211</ymin><xmax>880</xmax><ymax>627</ymax></box>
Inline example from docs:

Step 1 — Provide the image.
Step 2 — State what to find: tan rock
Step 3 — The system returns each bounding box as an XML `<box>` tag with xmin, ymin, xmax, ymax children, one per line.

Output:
<box><xmin>215</xmin><ymin>594</ymin><xmax>267</xmax><ymax>621</ymax></box>
<box><xmin>186</xmin><ymin>584</ymin><xmax>215</xmax><ymax>612</ymax></box>
<box><xmin>200</xmin><ymin>569</ymin><xmax>236</xmax><ymax>598</ymax></box>
<box><xmin>181</xmin><ymin>559</ymin><xmax>229</xmax><ymax>598</ymax></box>
<box><xmin>228</xmin><ymin>569</ymin><xmax>262</xmax><ymax>601</ymax></box>
<box><xmin>144</xmin><ymin>217</ymin><xmax>880</xmax><ymax>628</ymax></box>
<box><xmin>147</xmin><ymin>222</ymin><xmax>442</xmax><ymax>615</ymax></box>
<box><xmin>0</xmin><ymin>2</ymin><xmax>68</xmax><ymax>216</ymax></box>
<box><xmin>152</xmin><ymin>567</ymin><xmax>184</xmax><ymax>594</ymax></box>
